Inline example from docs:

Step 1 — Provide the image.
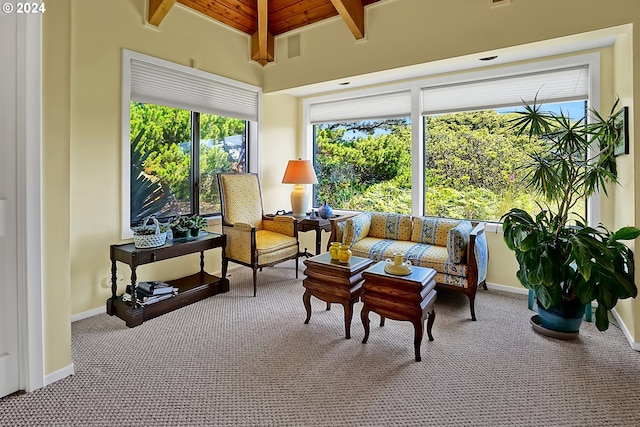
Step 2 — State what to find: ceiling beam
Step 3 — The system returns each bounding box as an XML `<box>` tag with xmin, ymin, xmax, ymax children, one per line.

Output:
<box><xmin>148</xmin><ymin>0</ymin><xmax>177</xmax><ymax>26</ymax></box>
<box><xmin>330</xmin><ymin>0</ymin><xmax>365</xmax><ymax>39</ymax></box>
<box><xmin>251</xmin><ymin>0</ymin><xmax>274</xmax><ymax>65</ymax></box>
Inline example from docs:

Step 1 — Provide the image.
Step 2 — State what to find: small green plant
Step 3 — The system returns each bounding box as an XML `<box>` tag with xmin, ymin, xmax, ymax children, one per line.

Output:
<box><xmin>171</xmin><ymin>216</ymin><xmax>192</xmax><ymax>232</ymax></box>
<box><xmin>189</xmin><ymin>215</ymin><xmax>208</xmax><ymax>230</ymax></box>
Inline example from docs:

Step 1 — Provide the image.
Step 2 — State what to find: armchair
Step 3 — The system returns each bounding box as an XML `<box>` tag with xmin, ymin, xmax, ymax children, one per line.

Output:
<box><xmin>217</xmin><ymin>173</ymin><xmax>300</xmax><ymax>296</ymax></box>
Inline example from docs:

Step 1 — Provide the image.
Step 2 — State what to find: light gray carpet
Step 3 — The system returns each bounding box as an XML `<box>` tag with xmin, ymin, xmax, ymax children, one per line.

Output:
<box><xmin>2</xmin><ymin>260</ymin><xmax>640</xmax><ymax>426</ymax></box>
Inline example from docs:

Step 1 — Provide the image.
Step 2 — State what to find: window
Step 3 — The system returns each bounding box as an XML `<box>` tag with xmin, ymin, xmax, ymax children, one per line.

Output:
<box><xmin>309</xmin><ymin>90</ymin><xmax>413</xmax><ymax>214</ymax></box>
<box><xmin>314</xmin><ymin>118</ymin><xmax>412</xmax><ymax>214</ymax></box>
<box><xmin>305</xmin><ymin>54</ymin><xmax>599</xmax><ymax>223</ymax></box>
<box><xmin>423</xmin><ymin>101</ymin><xmax>587</xmax><ymax>221</ymax></box>
<box><xmin>130</xmin><ymin>103</ymin><xmax>247</xmax><ymax>224</ymax></box>
<box><xmin>122</xmin><ymin>50</ymin><xmax>260</xmax><ymax>235</ymax></box>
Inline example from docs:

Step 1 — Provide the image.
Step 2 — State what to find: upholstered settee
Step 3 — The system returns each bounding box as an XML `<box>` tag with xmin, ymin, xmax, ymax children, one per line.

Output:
<box><xmin>330</xmin><ymin>212</ymin><xmax>488</xmax><ymax>320</ymax></box>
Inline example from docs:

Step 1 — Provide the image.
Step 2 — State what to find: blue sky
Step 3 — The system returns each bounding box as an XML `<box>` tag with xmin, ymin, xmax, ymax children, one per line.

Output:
<box><xmin>497</xmin><ymin>100</ymin><xmax>587</xmax><ymax>121</ymax></box>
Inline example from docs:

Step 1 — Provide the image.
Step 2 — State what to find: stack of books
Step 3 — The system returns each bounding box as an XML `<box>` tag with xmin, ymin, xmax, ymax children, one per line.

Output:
<box><xmin>123</xmin><ymin>281</ymin><xmax>178</xmax><ymax>306</ymax></box>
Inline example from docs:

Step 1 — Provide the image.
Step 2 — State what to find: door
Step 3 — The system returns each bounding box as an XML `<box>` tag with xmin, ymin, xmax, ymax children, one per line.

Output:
<box><xmin>0</xmin><ymin>9</ymin><xmax>21</xmax><ymax>398</ymax></box>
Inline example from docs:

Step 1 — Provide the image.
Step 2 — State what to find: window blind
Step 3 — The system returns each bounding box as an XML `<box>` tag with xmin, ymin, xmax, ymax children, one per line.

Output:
<box><xmin>309</xmin><ymin>90</ymin><xmax>412</xmax><ymax>124</ymax></box>
<box><xmin>421</xmin><ymin>66</ymin><xmax>589</xmax><ymax>115</ymax></box>
<box><xmin>128</xmin><ymin>54</ymin><xmax>259</xmax><ymax>122</ymax></box>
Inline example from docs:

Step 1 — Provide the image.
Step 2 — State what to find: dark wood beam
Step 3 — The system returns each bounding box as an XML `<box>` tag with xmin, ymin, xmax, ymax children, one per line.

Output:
<box><xmin>330</xmin><ymin>0</ymin><xmax>365</xmax><ymax>39</ymax></box>
<box><xmin>148</xmin><ymin>0</ymin><xmax>177</xmax><ymax>26</ymax></box>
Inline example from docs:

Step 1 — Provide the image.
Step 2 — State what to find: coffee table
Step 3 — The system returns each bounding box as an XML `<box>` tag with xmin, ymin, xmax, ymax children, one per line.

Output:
<box><xmin>361</xmin><ymin>261</ymin><xmax>437</xmax><ymax>362</ymax></box>
<box><xmin>302</xmin><ymin>252</ymin><xmax>373</xmax><ymax>339</ymax></box>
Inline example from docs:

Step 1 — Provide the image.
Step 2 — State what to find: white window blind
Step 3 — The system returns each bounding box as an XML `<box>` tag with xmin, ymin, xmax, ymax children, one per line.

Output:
<box><xmin>309</xmin><ymin>90</ymin><xmax>412</xmax><ymax>123</ymax></box>
<box><xmin>128</xmin><ymin>52</ymin><xmax>259</xmax><ymax>122</ymax></box>
<box><xmin>421</xmin><ymin>66</ymin><xmax>589</xmax><ymax>115</ymax></box>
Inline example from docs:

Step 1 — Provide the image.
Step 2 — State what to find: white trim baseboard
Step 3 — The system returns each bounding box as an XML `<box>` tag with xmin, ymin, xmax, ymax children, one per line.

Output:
<box><xmin>71</xmin><ymin>306</ymin><xmax>106</xmax><ymax>323</ymax></box>
<box><xmin>44</xmin><ymin>363</ymin><xmax>74</xmax><ymax>387</ymax></box>
<box><xmin>610</xmin><ymin>308</ymin><xmax>640</xmax><ymax>351</ymax></box>
<box><xmin>484</xmin><ymin>281</ymin><xmax>528</xmax><ymax>295</ymax></box>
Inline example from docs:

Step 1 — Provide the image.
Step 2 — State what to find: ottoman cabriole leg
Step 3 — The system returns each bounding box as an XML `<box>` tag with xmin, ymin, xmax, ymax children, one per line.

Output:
<box><xmin>426</xmin><ymin>309</ymin><xmax>436</xmax><ymax>341</ymax></box>
<box><xmin>303</xmin><ymin>289</ymin><xmax>312</xmax><ymax>324</ymax></box>
<box><xmin>361</xmin><ymin>306</ymin><xmax>371</xmax><ymax>343</ymax></box>
<box><xmin>413</xmin><ymin>320</ymin><xmax>424</xmax><ymax>362</ymax></box>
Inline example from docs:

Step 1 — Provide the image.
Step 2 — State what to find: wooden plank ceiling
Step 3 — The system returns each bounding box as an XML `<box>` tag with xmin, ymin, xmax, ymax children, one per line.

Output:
<box><xmin>148</xmin><ymin>0</ymin><xmax>382</xmax><ymax>65</ymax></box>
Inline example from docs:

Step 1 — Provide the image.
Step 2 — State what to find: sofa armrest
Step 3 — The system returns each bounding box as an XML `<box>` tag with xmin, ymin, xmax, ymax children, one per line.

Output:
<box><xmin>329</xmin><ymin>216</ymin><xmax>350</xmax><ymax>245</ymax></box>
<box><xmin>341</xmin><ymin>212</ymin><xmax>372</xmax><ymax>246</ymax></box>
<box><xmin>467</xmin><ymin>222</ymin><xmax>488</xmax><ymax>287</ymax></box>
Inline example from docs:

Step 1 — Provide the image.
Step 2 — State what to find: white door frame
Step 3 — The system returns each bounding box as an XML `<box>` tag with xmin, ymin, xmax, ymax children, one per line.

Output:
<box><xmin>2</xmin><ymin>12</ymin><xmax>45</xmax><ymax>394</ymax></box>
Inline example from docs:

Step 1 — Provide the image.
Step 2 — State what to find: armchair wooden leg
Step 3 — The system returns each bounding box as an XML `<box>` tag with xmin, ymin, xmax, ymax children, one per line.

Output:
<box><xmin>253</xmin><ymin>268</ymin><xmax>257</xmax><ymax>297</ymax></box>
<box><xmin>295</xmin><ymin>254</ymin><xmax>299</xmax><ymax>279</ymax></box>
<box><xmin>222</xmin><ymin>258</ymin><xmax>228</xmax><ymax>281</ymax></box>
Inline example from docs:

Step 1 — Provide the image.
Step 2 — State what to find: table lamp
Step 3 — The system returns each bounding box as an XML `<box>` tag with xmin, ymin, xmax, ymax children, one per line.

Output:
<box><xmin>281</xmin><ymin>159</ymin><xmax>318</xmax><ymax>218</ymax></box>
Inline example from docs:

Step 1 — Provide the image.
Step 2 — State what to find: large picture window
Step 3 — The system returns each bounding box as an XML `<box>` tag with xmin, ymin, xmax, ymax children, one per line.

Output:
<box><xmin>423</xmin><ymin>101</ymin><xmax>587</xmax><ymax>221</ymax></box>
<box><xmin>314</xmin><ymin>118</ymin><xmax>411</xmax><ymax>214</ymax></box>
<box><xmin>122</xmin><ymin>50</ymin><xmax>260</xmax><ymax>235</ymax></box>
<box><xmin>130</xmin><ymin>103</ymin><xmax>247</xmax><ymax>224</ymax></box>
<box><xmin>306</xmin><ymin>55</ymin><xmax>598</xmax><ymax>223</ymax></box>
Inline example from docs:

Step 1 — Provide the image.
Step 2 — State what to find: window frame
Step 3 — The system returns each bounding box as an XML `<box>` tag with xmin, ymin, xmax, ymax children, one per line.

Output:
<box><xmin>121</xmin><ymin>50</ymin><xmax>260</xmax><ymax>238</ymax></box>
<box><xmin>303</xmin><ymin>53</ymin><xmax>601</xmax><ymax>224</ymax></box>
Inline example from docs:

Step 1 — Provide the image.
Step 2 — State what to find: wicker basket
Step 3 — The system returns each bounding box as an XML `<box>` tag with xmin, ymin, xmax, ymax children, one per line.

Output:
<box><xmin>133</xmin><ymin>216</ymin><xmax>167</xmax><ymax>249</ymax></box>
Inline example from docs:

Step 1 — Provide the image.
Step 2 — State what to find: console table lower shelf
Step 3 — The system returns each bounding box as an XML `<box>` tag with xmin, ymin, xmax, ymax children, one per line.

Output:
<box><xmin>107</xmin><ymin>272</ymin><xmax>229</xmax><ymax>328</ymax></box>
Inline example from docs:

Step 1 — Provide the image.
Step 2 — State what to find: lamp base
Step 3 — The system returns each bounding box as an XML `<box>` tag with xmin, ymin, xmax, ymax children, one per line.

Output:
<box><xmin>290</xmin><ymin>184</ymin><xmax>309</xmax><ymax>218</ymax></box>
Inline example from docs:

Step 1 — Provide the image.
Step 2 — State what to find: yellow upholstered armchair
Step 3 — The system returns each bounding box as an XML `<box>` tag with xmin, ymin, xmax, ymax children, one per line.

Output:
<box><xmin>217</xmin><ymin>173</ymin><xmax>300</xmax><ymax>296</ymax></box>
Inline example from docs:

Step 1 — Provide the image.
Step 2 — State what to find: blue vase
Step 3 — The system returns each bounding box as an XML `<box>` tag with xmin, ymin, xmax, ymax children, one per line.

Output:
<box><xmin>318</xmin><ymin>201</ymin><xmax>333</xmax><ymax>219</ymax></box>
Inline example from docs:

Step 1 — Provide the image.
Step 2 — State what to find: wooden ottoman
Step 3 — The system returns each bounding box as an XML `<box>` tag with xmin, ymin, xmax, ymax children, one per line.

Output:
<box><xmin>303</xmin><ymin>253</ymin><xmax>373</xmax><ymax>339</ymax></box>
<box><xmin>361</xmin><ymin>261</ymin><xmax>437</xmax><ymax>362</ymax></box>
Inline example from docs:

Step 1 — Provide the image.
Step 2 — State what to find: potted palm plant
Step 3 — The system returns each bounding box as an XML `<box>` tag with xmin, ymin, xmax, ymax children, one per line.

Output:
<box><xmin>501</xmin><ymin>99</ymin><xmax>639</xmax><ymax>332</ymax></box>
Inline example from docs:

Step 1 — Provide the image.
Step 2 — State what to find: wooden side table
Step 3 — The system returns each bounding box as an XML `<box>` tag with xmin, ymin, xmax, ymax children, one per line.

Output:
<box><xmin>107</xmin><ymin>232</ymin><xmax>229</xmax><ymax>327</ymax></box>
<box><xmin>361</xmin><ymin>262</ymin><xmax>437</xmax><ymax>362</ymax></box>
<box><xmin>302</xmin><ymin>252</ymin><xmax>373</xmax><ymax>339</ymax></box>
<box><xmin>297</xmin><ymin>215</ymin><xmax>333</xmax><ymax>255</ymax></box>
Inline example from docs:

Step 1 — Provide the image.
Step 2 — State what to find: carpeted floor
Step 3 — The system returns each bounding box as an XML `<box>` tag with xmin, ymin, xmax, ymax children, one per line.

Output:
<box><xmin>1</xmin><ymin>260</ymin><xmax>640</xmax><ymax>426</ymax></box>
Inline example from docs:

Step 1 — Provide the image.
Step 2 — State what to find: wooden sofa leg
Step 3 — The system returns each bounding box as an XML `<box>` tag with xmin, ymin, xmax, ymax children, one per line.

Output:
<box><xmin>468</xmin><ymin>294</ymin><xmax>477</xmax><ymax>321</ymax></box>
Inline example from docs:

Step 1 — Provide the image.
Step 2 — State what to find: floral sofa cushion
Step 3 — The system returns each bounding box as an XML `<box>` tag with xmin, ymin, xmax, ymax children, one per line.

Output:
<box><xmin>368</xmin><ymin>212</ymin><xmax>412</xmax><ymax>240</ymax></box>
<box><xmin>410</xmin><ymin>217</ymin><xmax>461</xmax><ymax>246</ymax></box>
<box><xmin>350</xmin><ymin>238</ymin><xmax>468</xmax><ymax>278</ymax></box>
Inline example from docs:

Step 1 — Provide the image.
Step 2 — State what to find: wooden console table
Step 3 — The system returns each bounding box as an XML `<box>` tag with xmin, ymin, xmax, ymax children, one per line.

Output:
<box><xmin>106</xmin><ymin>232</ymin><xmax>229</xmax><ymax>328</ymax></box>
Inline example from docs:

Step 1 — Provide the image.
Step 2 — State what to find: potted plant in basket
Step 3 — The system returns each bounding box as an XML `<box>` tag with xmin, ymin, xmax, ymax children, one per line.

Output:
<box><xmin>501</xmin><ymin>98</ymin><xmax>639</xmax><ymax>332</ymax></box>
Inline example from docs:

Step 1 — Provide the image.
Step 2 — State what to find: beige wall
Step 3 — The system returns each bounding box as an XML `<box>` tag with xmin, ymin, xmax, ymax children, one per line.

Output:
<box><xmin>42</xmin><ymin>0</ymin><xmax>260</xmax><ymax>374</ymax></box>
<box><xmin>42</xmin><ymin>0</ymin><xmax>640</xmax><ymax>376</ymax></box>
<box><xmin>43</xmin><ymin>0</ymin><xmax>72</xmax><ymax>375</ymax></box>
<box><xmin>260</xmin><ymin>93</ymin><xmax>299</xmax><ymax>214</ymax></box>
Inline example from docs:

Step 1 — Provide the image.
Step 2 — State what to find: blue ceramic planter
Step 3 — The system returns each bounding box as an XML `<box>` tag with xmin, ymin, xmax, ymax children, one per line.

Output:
<box><xmin>537</xmin><ymin>299</ymin><xmax>585</xmax><ymax>333</ymax></box>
